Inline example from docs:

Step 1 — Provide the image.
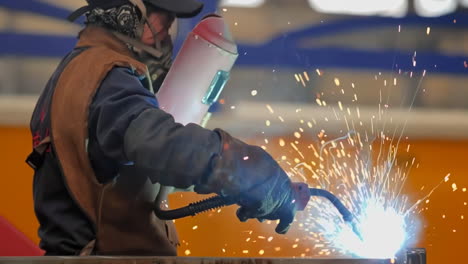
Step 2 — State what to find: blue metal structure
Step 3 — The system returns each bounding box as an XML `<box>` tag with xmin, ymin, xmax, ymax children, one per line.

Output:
<box><xmin>1</xmin><ymin>0</ymin><xmax>467</xmax><ymax>75</ymax></box>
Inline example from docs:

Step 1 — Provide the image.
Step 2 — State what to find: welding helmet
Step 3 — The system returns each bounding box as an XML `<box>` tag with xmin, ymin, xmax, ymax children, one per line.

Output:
<box><xmin>156</xmin><ymin>14</ymin><xmax>238</xmax><ymax>126</ymax></box>
<box><xmin>154</xmin><ymin>14</ymin><xmax>238</xmax><ymax>204</ymax></box>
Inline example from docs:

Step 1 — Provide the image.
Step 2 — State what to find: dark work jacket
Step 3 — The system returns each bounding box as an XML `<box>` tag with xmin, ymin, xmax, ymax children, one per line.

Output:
<box><xmin>29</xmin><ymin>27</ymin><xmax>222</xmax><ymax>255</ymax></box>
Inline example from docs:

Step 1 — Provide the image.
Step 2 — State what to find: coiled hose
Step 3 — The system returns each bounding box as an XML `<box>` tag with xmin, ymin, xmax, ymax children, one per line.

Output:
<box><xmin>309</xmin><ymin>188</ymin><xmax>354</xmax><ymax>222</ymax></box>
<box><xmin>154</xmin><ymin>188</ymin><xmax>352</xmax><ymax>222</ymax></box>
<box><xmin>155</xmin><ymin>195</ymin><xmax>235</xmax><ymax>220</ymax></box>
<box><xmin>154</xmin><ymin>187</ymin><xmax>363</xmax><ymax>239</ymax></box>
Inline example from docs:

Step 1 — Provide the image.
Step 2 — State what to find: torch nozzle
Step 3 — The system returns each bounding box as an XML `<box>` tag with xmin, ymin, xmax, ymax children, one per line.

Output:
<box><xmin>306</xmin><ymin>187</ymin><xmax>363</xmax><ymax>241</ymax></box>
<box><xmin>347</xmin><ymin>219</ymin><xmax>364</xmax><ymax>241</ymax></box>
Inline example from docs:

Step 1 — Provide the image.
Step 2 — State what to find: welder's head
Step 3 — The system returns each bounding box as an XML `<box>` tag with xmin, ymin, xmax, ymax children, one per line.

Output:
<box><xmin>68</xmin><ymin>0</ymin><xmax>203</xmax><ymax>91</ymax></box>
<box><xmin>70</xmin><ymin>0</ymin><xmax>203</xmax><ymax>36</ymax></box>
<box><xmin>70</xmin><ymin>0</ymin><xmax>202</xmax><ymax>39</ymax></box>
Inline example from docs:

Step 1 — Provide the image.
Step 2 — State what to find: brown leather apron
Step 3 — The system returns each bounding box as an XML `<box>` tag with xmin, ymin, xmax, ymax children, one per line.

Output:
<box><xmin>50</xmin><ymin>26</ymin><xmax>178</xmax><ymax>255</ymax></box>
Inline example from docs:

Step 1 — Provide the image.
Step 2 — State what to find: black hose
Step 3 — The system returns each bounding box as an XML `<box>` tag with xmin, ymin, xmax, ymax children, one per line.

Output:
<box><xmin>153</xmin><ymin>188</ymin><xmax>362</xmax><ymax>239</ymax></box>
<box><xmin>154</xmin><ymin>188</ymin><xmax>353</xmax><ymax>222</ymax></box>
<box><xmin>154</xmin><ymin>195</ymin><xmax>235</xmax><ymax>220</ymax></box>
<box><xmin>308</xmin><ymin>188</ymin><xmax>354</xmax><ymax>222</ymax></box>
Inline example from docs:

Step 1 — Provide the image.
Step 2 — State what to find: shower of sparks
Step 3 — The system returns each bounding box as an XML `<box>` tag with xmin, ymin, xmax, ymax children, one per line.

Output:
<box><xmin>286</xmin><ymin>125</ymin><xmax>442</xmax><ymax>258</ymax></box>
<box><xmin>177</xmin><ymin>20</ymin><xmax>462</xmax><ymax>259</ymax></box>
<box><xmin>334</xmin><ymin>78</ymin><xmax>341</xmax><ymax>86</ymax></box>
<box><xmin>255</xmin><ymin>68</ymin><xmax>454</xmax><ymax>259</ymax></box>
<box><xmin>452</xmin><ymin>183</ymin><xmax>457</xmax><ymax>191</ymax></box>
<box><xmin>304</xmin><ymin>71</ymin><xmax>310</xmax><ymax>81</ymax></box>
<box><xmin>295</xmin><ymin>72</ymin><xmax>309</xmax><ymax>87</ymax></box>
<box><xmin>266</xmin><ymin>104</ymin><xmax>274</xmax><ymax>114</ymax></box>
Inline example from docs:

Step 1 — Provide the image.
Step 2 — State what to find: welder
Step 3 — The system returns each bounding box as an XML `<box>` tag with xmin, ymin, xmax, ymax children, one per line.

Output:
<box><xmin>26</xmin><ymin>0</ymin><xmax>297</xmax><ymax>256</ymax></box>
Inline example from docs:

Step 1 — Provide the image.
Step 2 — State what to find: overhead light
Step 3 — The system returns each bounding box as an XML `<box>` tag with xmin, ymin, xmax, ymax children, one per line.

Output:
<box><xmin>380</xmin><ymin>0</ymin><xmax>408</xmax><ymax>17</ymax></box>
<box><xmin>308</xmin><ymin>0</ymin><xmax>407</xmax><ymax>17</ymax></box>
<box><xmin>219</xmin><ymin>0</ymin><xmax>265</xmax><ymax>8</ymax></box>
<box><xmin>414</xmin><ymin>0</ymin><xmax>457</xmax><ymax>17</ymax></box>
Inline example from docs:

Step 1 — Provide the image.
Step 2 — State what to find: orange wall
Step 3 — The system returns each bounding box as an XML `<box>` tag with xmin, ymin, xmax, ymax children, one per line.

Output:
<box><xmin>1</xmin><ymin>126</ymin><xmax>467</xmax><ymax>263</ymax></box>
<box><xmin>0</xmin><ymin>127</ymin><xmax>40</xmax><ymax>245</ymax></box>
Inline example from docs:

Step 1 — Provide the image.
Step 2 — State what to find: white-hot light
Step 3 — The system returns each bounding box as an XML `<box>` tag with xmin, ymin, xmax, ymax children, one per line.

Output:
<box><xmin>333</xmin><ymin>200</ymin><xmax>406</xmax><ymax>258</ymax></box>
<box><xmin>221</xmin><ymin>0</ymin><xmax>459</xmax><ymax>17</ymax></box>
<box><xmin>308</xmin><ymin>0</ymin><xmax>407</xmax><ymax>17</ymax></box>
<box><xmin>269</xmin><ymin>69</ymin><xmax>444</xmax><ymax>258</ymax></box>
<box><xmin>290</xmin><ymin>125</ymin><xmax>426</xmax><ymax>258</ymax></box>
<box><xmin>220</xmin><ymin>0</ymin><xmax>265</xmax><ymax>8</ymax></box>
<box><xmin>414</xmin><ymin>0</ymin><xmax>457</xmax><ymax>17</ymax></box>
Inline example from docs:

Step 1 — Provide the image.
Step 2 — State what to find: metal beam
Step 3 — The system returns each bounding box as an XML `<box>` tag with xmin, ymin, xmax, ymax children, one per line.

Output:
<box><xmin>236</xmin><ymin>45</ymin><xmax>468</xmax><ymax>74</ymax></box>
<box><xmin>0</xmin><ymin>0</ymin><xmax>78</xmax><ymax>22</ymax></box>
<box><xmin>2</xmin><ymin>32</ymin><xmax>466</xmax><ymax>74</ymax></box>
<box><xmin>269</xmin><ymin>12</ymin><xmax>468</xmax><ymax>44</ymax></box>
<box><xmin>1</xmin><ymin>3</ymin><xmax>467</xmax><ymax>74</ymax></box>
<box><xmin>0</xmin><ymin>256</ymin><xmax>393</xmax><ymax>264</ymax></box>
<box><xmin>0</xmin><ymin>32</ymin><xmax>76</xmax><ymax>57</ymax></box>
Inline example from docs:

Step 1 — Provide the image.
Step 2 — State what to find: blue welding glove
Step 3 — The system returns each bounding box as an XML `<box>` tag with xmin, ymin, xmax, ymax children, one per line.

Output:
<box><xmin>195</xmin><ymin>129</ymin><xmax>297</xmax><ymax>234</ymax></box>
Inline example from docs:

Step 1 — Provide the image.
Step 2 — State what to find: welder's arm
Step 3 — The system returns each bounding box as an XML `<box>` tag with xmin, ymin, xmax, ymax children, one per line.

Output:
<box><xmin>88</xmin><ymin>67</ymin><xmax>220</xmax><ymax>186</ymax></box>
<box><xmin>91</xmin><ymin>67</ymin><xmax>296</xmax><ymax>233</ymax></box>
<box><xmin>124</xmin><ymin>112</ymin><xmax>297</xmax><ymax>233</ymax></box>
<box><xmin>123</xmin><ymin>108</ymin><xmax>221</xmax><ymax>188</ymax></box>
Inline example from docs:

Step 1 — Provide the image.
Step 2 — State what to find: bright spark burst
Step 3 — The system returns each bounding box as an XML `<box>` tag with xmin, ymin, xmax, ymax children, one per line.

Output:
<box><xmin>269</xmin><ymin>69</ymin><xmax>451</xmax><ymax>259</ymax></box>
<box><xmin>287</xmin><ymin>121</ymin><xmax>426</xmax><ymax>258</ymax></box>
<box><xmin>321</xmin><ymin>200</ymin><xmax>406</xmax><ymax>258</ymax></box>
<box><xmin>288</xmin><ymin>129</ymin><xmax>416</xmax><ymax>258</ymax></box>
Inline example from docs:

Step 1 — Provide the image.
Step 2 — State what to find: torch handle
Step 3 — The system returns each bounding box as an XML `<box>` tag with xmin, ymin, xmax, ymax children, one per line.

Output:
<box><xmin>153</xmin><ymin>182</ymin><xmax>353</xmax><ymax>223</ymax></box>
<box><xmin>154</xmin><ymin>195</ymin><xmax>235</xmax><ymax>220</ymax></box>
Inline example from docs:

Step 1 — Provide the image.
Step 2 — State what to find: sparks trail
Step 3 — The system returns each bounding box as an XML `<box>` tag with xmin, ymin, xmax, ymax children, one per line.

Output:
<box><xmin>257</xmin><ymin>29</ymin><xmax>448</xmax><ymax>257</ymax></box>
<box><xmin>279</xmin><ymin>66</ymin><xmax>447</xmax><ymax>258</ymax></box>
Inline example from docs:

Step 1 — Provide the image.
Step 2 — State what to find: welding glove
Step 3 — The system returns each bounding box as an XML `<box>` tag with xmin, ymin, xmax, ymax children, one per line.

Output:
<box><xmin>195</xmin><ymin>129</ymin><xmax>297</xmax><ymax>234</ymax></box>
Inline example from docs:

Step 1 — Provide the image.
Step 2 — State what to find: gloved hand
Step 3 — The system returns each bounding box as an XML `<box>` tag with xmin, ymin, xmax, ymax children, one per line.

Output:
<box><xmin>194</xmin><ymin>129</ymin><xmax>297</xmax><ymax>234</ymax></box>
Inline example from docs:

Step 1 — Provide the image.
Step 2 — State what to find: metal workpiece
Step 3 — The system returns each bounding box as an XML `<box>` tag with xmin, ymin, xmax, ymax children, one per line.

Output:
<box><xmin>0</xmin><ymin>257</ymin><xmax>394</xmax><ymax>264</ymax></box>
<box><xmin>398</xmin><ymin>248</ymin><xmax>426</xmax><ymax>264</ymax></box>
<box><xmin>0</xmin><ymin>249</ymin><xmax>426</xmax><ymax>264</ymax></box>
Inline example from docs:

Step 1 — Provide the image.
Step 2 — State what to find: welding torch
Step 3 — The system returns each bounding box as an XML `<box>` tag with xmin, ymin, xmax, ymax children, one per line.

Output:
<box><xmin>154</xmin><ymin>182</ymin><xmax>363</xmax><ymax>240</ymax></box>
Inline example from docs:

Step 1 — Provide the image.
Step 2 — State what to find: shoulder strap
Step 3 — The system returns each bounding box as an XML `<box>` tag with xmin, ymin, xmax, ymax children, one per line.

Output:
<box><xmin>25</xmin><ymin>136</ymin><xmax>51</xmax><ymax>170</ymax></box>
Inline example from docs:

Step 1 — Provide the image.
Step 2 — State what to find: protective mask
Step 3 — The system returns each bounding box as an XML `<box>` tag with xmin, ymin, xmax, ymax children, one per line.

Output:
<box><xmin>110</xmin><ymin>3</ymin><xmax>176</xmax><ymax>93</ymax></box>
<box><xmin>136</xmin><ymin>36</ymin><xmax>173</xmax><ymax>92</ymax></box>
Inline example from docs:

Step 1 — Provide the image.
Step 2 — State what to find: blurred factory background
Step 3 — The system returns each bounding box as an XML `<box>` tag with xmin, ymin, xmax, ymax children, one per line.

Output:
<box><xmin>0</xmin><ymin>0</ymin><xmax>467</xmax><ymax>263</ymax></box>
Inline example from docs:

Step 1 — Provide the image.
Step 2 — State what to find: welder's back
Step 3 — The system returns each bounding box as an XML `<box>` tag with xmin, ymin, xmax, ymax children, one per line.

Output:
<box><xmin>27</xmin><ymin>26</ymin><xmax>178</xmax><ymax>256</ymax></box>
